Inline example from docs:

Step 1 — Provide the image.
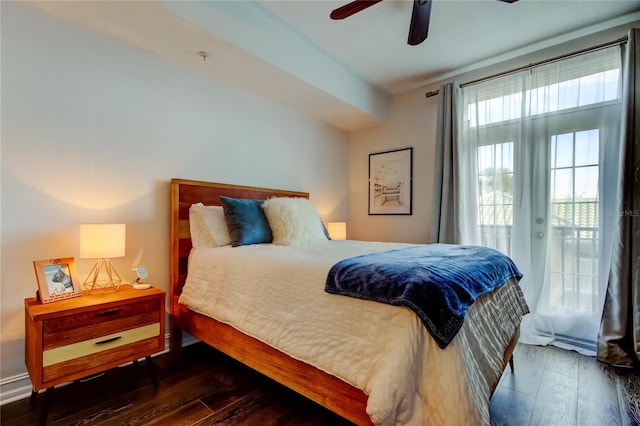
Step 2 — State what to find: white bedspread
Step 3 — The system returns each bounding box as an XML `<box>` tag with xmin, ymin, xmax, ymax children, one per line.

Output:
<box><xmin>179</xmin><ymin>240</ymin><xmax>529</xmax><ymax>425</ymax></box>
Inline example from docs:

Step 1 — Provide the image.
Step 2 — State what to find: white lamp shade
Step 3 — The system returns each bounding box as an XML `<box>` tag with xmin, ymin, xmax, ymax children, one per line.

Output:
<box><xmin>327</xmin><ymin>222</ymin><xmax>347</xmax><ymax>240</ymax></box>
<box><xmin>80</xmin><ymin>224</ymin><xmax>126</xmax><ymax>259</ymax></box>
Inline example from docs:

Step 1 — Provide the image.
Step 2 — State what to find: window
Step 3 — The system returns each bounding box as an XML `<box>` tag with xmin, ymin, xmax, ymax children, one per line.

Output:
<box><xmin>477</xmin><ymin>142</ymin><xmax>514</xmax><ymax>254</ymax></box>
<box><xmin>458</xmin><ymin>46</ymin><xmax>622</xmax><ymax>351</ymax></box>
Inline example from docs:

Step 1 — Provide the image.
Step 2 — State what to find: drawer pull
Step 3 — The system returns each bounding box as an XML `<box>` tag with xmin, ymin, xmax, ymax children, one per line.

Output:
<box><xmin>95</xmin><ymin>336</ymin><xmax>122</xmax><ymax>345</ymax></box>
<box><xmin>96</xmin><ymin>309</ymin><xmax>121</xmax><ymax>317</ymax></box>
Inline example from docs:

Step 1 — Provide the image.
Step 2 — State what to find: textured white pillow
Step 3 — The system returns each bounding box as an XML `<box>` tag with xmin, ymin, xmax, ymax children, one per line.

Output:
<box><xmin>189</xmin><ymin>203</ymin><xmax>232</xmax><ymax>247</ymax></box>
<box><xmin>262</xmin><ymin>197</ymin><xmax>328</xmax><ymax>245</ymax></box>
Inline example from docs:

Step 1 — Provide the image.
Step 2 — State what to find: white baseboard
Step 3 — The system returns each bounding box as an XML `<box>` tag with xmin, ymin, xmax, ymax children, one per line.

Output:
<box><xmin>0</xmin><ymin>373</ymin><xmax>33</xmax><ymax>405</ymax></box>
<box><xmin>0</xmin><ymin>333</ymin><xmax>199</xmax><ymax>406</ymax></box>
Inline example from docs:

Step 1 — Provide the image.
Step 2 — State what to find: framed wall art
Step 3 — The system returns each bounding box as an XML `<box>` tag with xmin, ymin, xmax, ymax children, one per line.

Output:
<box><xmin>369</xmin><ymin>147</ymin><xmax>413</xmax><ymax>215</ymax></box>
<box><xmin>33</xmin><ymin>257</ymin><xmax>82</xmax><ymax>303</ymax></box>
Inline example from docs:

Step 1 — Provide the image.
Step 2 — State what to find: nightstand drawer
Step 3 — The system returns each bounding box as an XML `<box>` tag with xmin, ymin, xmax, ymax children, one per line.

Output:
<box><xmin>43</xmin><ymin>323</ymin><xmax>160</xmax><ymax>366</ymax></box>
<box><xmin>43</xmin><ymin>299</ymin><xmax>159</xmax><ymax>334</ymax></box>
<box><xmin>42</xmin><ymin>324</ymin><xmax>160</xmax><ymax>382</ymax></box>
<box><xmin>43</xmin><ymin>310</ymin><xmax>159</xmax><ymax>350</ymax></box>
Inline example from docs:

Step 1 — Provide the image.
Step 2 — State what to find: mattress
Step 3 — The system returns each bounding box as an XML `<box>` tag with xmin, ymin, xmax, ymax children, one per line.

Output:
<box><xmin>178</xmin><ymin>240</ymin><xmax>529</xmax><ymax>425</ymax></box>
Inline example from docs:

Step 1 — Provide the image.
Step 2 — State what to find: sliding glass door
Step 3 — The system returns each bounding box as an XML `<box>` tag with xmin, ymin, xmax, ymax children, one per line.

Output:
<box><xmin>459</xmin><ymin>47</ymin><xmax>622</xmax><ymax>353</ymax></box>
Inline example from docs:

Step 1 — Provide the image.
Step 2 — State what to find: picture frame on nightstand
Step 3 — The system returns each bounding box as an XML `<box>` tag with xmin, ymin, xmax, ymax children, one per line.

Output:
<box><xmin>33</xmin><ymin>257</ymin><xmax>82</xmax><ymax>303</ymax></box>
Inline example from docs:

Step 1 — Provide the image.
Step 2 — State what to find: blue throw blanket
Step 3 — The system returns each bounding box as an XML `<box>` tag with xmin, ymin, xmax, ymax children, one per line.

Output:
<box><xmin>325</xmin><ymin>244</ymin><xmax>522</xmax><ymax>348</ymax></box>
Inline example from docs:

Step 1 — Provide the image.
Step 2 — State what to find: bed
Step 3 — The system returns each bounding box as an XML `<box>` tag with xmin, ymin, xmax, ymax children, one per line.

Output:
<box><xmin>169</xmin><ymin>178</ymin><xmax>529</xmax><ymax>425</ymax></box>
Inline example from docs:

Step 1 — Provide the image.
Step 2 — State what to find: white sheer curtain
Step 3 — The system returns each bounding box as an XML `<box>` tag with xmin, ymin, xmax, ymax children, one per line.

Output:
<box><xmin>457</xmin><ymin>46</ymin><xmax>623</xmax><ymax>354</ymax></box>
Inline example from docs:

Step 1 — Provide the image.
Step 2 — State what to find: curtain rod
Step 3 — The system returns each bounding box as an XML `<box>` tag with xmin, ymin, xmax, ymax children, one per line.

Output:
<box><xmin>424</xmin><ymin>35</ymin><xmax>628</xmax><ymax>98</ymax></box>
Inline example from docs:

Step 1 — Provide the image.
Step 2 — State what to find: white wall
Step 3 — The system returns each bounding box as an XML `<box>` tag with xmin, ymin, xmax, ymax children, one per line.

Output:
<box><xmin>0</xmin><ymin>1</ymin><xmax>349</xmax><ymax>391</ymax></box>
<box><xmin>349</xmin><ymin>91</ymin><xmax>438</xmax><ymax>243</ymax></box>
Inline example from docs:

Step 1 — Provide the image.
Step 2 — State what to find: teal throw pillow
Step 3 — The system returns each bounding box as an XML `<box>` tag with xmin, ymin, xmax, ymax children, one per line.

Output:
<box><xmin>219</xmin><ymin>196</ymin><xmax>273</xmax><ymax>247</ymax></box>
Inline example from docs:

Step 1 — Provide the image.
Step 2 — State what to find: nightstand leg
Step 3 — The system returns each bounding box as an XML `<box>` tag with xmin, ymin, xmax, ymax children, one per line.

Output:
<box><xmin>145</xmin><ymin>356</ymin><xmax>158</xmax><ymax>388</ymax></box>
<box><xmin>38</xmin><ymin>387</ymin><xmax>54</xmax><ymax>426</ymax></box>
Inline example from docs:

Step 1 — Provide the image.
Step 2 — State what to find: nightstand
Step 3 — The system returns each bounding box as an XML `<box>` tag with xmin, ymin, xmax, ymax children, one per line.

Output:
<box><xmin>25</xmin><ymin>285</ymin><xmax>165</xmax><ymax>394</ymax></box>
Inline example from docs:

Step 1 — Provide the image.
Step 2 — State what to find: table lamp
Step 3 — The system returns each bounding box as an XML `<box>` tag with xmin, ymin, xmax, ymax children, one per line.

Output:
<box><xmin>80</xmin><ymin>223</ymin><xmax>125</xmax><ymax>294</ymax></box>
<box><xmin>327</xmin><ymin>222</ymin><xmax>347</xmax><ymax>240</ymax></box>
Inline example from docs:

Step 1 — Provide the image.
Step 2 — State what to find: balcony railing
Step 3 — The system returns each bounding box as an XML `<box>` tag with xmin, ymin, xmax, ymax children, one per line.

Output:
<box><xmin>479</xmin><ymin>224</ymin><xmax>599</xmax><ymax>313</ymax></box>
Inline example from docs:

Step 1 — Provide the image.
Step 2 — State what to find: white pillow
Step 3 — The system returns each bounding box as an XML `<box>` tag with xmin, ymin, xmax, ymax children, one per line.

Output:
<box><xmin>189</xmin><ymin>203</ymin><xmax>232</xmax><ymax>247</ymax></box>
<box><xmin>261</xmin><ymin>197</ymin><xmax>328</xmax><ymax>245</ymax></box>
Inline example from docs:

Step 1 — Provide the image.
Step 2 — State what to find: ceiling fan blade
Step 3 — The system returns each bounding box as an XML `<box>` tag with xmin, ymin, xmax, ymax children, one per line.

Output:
<box><xmin>330</xmin><ymin>0</ymin><xmax>383</xmax><ymax>20</ymax></box>
<box><xmin>497</xmin><ymin>0</ymin><xmax>519</xmax><ymax>3</ymax></box>
<box><xmin>407</xmin><ymin>0</ymin><xmax>432</xmax><ymax>46</ymax></box>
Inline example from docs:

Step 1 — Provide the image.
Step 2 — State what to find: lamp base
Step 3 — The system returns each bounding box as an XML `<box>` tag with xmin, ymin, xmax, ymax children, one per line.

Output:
<box><xmin>83</xmin><ymin>259</ymin><xmax>122</xmax><ymax>294</ymax></box>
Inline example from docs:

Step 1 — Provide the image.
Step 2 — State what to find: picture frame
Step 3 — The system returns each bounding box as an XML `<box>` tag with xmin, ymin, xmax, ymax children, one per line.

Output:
<box><xmin>33</xmin><ymin>257</ymin><xmax>82</xmax><ymax>303</ymax></box>
<box><xmin>369</xmin><ymin>147</ymin><xmax>413</xmax><ymax>215</ymax></box>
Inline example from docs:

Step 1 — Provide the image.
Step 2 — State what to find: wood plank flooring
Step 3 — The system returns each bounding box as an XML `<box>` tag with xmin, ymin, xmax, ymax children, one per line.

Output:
<box><xmin>490</xmin><ymin>343</ymin><xmax>640</xmax><ymax>426</ymax></box>
<box><xmin>2</xmin><ymin>342</ymin><xmax>639</xmax><ymax>425</ymax></box>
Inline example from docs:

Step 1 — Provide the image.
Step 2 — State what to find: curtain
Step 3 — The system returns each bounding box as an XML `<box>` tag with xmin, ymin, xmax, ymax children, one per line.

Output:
<box><xmin>432</xmin><ymin>82</ymin><xmax>462</xmax><ymax>243</ymax></box>
<box><xmin>598</xmin><ymin>28</ymin><xmax>640</xmax><ymax>366</ymax></box>
<box><xmin>457</xmin><ymin>46</ymin><xmax>623</xmax><ymax>354</ymax></box>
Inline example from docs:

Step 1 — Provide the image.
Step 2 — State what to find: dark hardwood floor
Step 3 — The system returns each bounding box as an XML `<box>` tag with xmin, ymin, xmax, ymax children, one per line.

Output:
<box><xmin>2</xmin><ymin>342</ymin><xmax>639</xmax><ymax>425</ymax></box>
<box><xmin>490</xmin><ymin>343</ymin><xmax>640</xmax><ymax>426</ymax></box>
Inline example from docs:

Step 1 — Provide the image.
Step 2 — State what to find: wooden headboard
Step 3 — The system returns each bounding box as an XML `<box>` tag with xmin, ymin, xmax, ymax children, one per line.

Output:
<box><xmin>169</xmin><ymin>178</ymin><xmax>309</xmax><ymax>306</ymax></box>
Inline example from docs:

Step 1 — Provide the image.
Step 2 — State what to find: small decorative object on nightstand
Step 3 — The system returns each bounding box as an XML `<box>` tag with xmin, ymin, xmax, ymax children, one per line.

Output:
<box><xmin>132</xmin><ymin>265</ymin><xmax>151</xmax><ymax>290</ymax></box>
<box><xmin>33</xmin><ymin>257</ymin><xmax>83</xmax><ymax>303</ymax></box>
<box><xmin>24</xmin><ymin>284</ymin><xmax>165</xmax><ymax>422</ymax></box>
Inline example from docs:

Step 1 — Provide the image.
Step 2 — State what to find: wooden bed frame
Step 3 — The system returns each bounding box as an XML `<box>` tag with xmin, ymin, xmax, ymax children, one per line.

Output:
<box><xmin>169</xmin><ymin>178</ymin><xmax>519</xmax><ymax>425</ymax></box>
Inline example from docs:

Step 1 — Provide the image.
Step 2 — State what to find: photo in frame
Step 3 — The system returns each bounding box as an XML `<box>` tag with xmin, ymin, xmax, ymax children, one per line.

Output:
<box><xmin>369</xmin><ymin>147</ymin><xmax>413</xmax><ymax>215</ymax></box>
<box><xmin>33</xmin><ymin>257</ymin><xmax>82</xmax><ymax>303</ymax></box>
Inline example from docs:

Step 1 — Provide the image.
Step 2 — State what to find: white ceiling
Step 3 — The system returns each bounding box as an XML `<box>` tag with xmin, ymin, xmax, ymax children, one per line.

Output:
<box><xmin>260</xmin><ymin>0</ymin><xmax>640</xmax><ymax>93</ymax></box>
<box><xmin>26</xmin><ymin>1</ymin><xmax>640</xmax><ymax>131</ymax></box>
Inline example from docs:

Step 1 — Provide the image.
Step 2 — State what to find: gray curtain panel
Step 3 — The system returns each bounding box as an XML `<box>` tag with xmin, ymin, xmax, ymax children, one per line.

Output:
<box><xmin>432</xmin><ymin>82</ymin><xmax>462</xmax><ymax>244</ymax></box>
<box><xmin>597</xmin><ymin>28</ymin><xmax>640</xmax><ymax>366</ymax></box>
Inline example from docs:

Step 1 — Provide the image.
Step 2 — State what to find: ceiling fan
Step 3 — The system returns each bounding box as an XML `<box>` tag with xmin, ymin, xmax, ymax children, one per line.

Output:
<box><xmin>330</xmin><ymin>0</ymin><xmax>519</xmax><ymax>46</ymax></box>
